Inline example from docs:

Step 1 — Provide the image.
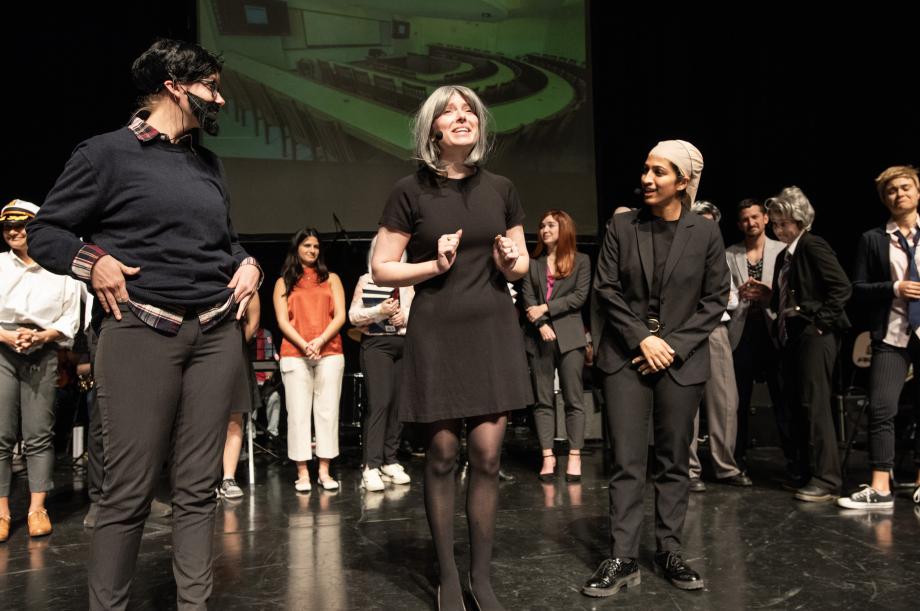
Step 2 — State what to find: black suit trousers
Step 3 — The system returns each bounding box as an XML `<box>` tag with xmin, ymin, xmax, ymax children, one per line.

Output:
<box><xmin>782</xmin><ymin>330</ymin><xmax>842</xmax><ymax>491</ymax></box>
<box><xmin>603</xmin><ymin>366</ymin><xmax>703</xmax><ymax>558</ymax></box>
<box><xmin>360</xmin><ymin>334</ymin><xmax>405</xmax><ymax>469</ymax></box>
<box><xmin>732</xmin><ymin>316</ymin><xmax>793</xmax><ymax>463</ymax></box>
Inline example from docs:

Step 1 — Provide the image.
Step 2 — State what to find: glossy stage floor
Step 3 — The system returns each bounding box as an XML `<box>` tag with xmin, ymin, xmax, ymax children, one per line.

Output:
<box><xmin>2</xmin><ymin>433</ymin><xmax>920</xmax><ymax>610</ymax></box>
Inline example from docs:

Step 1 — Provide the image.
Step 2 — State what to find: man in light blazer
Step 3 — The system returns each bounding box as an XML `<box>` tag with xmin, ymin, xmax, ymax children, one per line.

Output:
<box><xmin>725</xmin><ymin>199</ymin><xmax>790</xmax><ymax>471</ymax></box>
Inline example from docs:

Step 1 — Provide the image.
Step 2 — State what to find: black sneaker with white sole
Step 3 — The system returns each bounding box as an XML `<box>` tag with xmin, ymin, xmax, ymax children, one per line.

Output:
<box><xmin>836</xmin><ymin>485</ymin><xmax>893</xmax><ymax>510</ymax></box>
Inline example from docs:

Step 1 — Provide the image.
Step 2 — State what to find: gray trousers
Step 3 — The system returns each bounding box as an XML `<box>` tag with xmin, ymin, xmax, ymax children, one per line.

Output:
<box><xmin>529</xmin><ymin>343</ymin><xmax>586</xmax><ymax>450</ymax></box>
<box><xmin>0</xmin><ymin>345</ymin><xmax>58</xmax><ymax>497</ymax></box>
<box><xmin>88</xmin><ymin>308</ymin><xmax>242</xmax><ymax>611</ymax></box>
<box><xmin>689</xmin><ymin>324</ymin><xmax>742</xmax><ymax>479</ymax></box>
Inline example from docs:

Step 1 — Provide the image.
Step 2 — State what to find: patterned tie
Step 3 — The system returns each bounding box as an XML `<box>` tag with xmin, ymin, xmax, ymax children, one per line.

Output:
<box><xmin>777</xmin><ymin>251</ymin><xmax>792</xmax><ymax>345</ymax></box>
<box><xmin>895</xmin><ymin>230</ymin><xmax>920</xmax><ymax>330</ymax></box>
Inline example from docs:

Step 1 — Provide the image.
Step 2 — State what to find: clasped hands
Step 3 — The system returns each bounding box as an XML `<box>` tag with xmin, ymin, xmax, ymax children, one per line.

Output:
<box><xmin>0</xmin><ymin>328</ymin><xmax>47</xmax><ymax>353</ymax></box>
<box><xmin>379</xmin><ymin>297</ymin><xmax>405</xmax><ymax>328</ymax></box>
<box><xmin>738</xmin><ymin>278</ymin><xmax>771</xmax><ymax>303</ymax></box>
<box><xmin>632</xmin><ymin>335</ymin><xmax>676</xmax><ymax>375</ymax></box>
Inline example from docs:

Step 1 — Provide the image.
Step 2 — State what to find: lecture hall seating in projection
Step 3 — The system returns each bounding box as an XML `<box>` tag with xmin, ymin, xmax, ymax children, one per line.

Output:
<box><xmin>197</xmin><ymin>0</ymin><xmax>595</xmax><ymax>235</ymax></box>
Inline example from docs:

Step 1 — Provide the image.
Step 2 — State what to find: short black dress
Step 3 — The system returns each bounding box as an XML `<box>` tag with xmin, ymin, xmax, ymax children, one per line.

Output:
<box><xmin>379</xmin><ymin>167</ymin><xmax>531</xmax><ymax>423</ymax></box>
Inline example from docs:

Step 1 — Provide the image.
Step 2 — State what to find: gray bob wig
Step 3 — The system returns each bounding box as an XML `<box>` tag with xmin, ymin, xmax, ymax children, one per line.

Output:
<box><xmin>413</xmin><ymin>85</ymin><xmax>492</xmax><ymax>174</ymax></box>
<box><xmin>691</xmin><ymin>200</ymin><xmax>722</xmax><ymax>223</ymax></box>
<box><xmin>765</xmin><ymin>186</ymin><xmax>815</xmax><ymax>231</ymax></box>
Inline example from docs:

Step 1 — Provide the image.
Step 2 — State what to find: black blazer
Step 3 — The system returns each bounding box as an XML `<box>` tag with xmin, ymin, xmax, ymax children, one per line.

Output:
<box><xmin>593</xmin><ymin>208</ymin><xmax>729</xmax><ymax>386</ymax></box>
<box><xmin>851</xmin><ymin>226</ymin><xmax>894</xmax><ymax>341</ymax></box>
<box><xmin>521</xmin><ymin>252</ymin><xmax>591</xmax><ymax>354</ymax></box>
<box><xmin>770</xmin><ymin>231</ymin><xmax>852</xmax><ymax>337</ymax></box>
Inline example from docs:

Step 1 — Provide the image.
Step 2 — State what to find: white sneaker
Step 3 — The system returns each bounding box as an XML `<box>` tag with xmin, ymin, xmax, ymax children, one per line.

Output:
<box><xmin>380</xmin><ymin>463</ymin><xmax>411</xmax><ymax>485</ymax></box>
<box><xmin>362</xmin><ymin>468</ymin><xmax>385</xmax><ymax>492</ymax></box>
<box><xmin>318</xmin><ymin>476</ymin><xmax>339</xmax><ymax>491</ymax></box>
<box><xmin>294</xmin><ymin>477</ymin><xmax>312</xmax><ymax>492</ymax></box>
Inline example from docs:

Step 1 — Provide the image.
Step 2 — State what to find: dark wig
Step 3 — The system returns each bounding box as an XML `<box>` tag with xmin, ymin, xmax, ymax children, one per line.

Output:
<box><xmin>131</xmin><ymin>38</ymin><xmax>223</xmax><ymax>95</ymax></box>
<box><xmin>280</xmin><ymin>228</ymin><xmax>329</xmax><ymax>295</ymax></box>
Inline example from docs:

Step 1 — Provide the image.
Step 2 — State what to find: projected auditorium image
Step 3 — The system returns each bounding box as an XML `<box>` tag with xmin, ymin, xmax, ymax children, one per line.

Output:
<box><xmin>198</xmin><ymin>0</ymin><xmax>594</xmax><ymax>234</ymax></box>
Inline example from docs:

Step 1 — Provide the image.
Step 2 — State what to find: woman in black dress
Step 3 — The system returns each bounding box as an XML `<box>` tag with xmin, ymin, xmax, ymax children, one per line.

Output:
<box><xmin>373</xmin><ymin>85</ymin><xmax>530</xmax><ymax>611</ymax></box>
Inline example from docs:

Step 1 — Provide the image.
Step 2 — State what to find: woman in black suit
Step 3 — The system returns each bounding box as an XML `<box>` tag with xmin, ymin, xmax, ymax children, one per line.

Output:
<box><xmin>766</xmin><ymin>186</ymin><xmax>850</xmax><ymax>503</ymax></box>
<box><xmin>522</xmin><ymin>209</ymin><xmax>591</xmax><ymax>482</ymax></box>
<box><xmin>582</xmin><ymin>140</ymin><xmax>728</xmax><ymax>598</ymax></box>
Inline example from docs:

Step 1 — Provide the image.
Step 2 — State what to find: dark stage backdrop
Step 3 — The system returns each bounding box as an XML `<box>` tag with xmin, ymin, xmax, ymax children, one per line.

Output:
<box><xmin>5</xmin><ymin>4</ymin><xmax>920</xmax><ymax>339</ymax></box>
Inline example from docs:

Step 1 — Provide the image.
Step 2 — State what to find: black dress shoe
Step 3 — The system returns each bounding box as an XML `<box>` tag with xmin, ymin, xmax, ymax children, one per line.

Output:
<box><xmin>720</xmin><ymin>473</ymin><xmax>752</xmax><ymax>487</ymax></box>
<box><xmin>565</xmin><ymin>473</ymin><xmax>582</xmax><ymax>482</ymax></box>
<box><xmin>498</xmin><ymin>469</ymin><xmax>515</xmax><ymax>482</ymax></box>
<box><xmin>581</xmin><ymin>557</ymin><xmax>640</xmax><ymax>597</ymax></box>
<box><xmin>795</xmin><ymin>483</ymin><xmax>836</xmax><ymax>502</ymax></box>
<box><xmin>654</xmin><ymin>551</ymin><xmax>704</xmax><ymax>590</ymax></box>
<box><xmin>688</xmin><ymin>478</ymin><xmax>707</xmax><ymax>493</ymax></box>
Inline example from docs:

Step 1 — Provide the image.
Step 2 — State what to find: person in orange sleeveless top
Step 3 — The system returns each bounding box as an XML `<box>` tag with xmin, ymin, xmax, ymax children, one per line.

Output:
<box><xmin>273</xmin><ymin>228</ymin><xmax>346</xmax><ymax>492</ymax></box>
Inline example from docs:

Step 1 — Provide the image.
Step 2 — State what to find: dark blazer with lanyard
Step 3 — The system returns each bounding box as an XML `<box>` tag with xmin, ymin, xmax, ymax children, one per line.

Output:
<box><xmin>852</xmin><ymin>226</ymin><xmax>897</xmax><ymax>340</ymax></box>
<box><xmin>769</xmin><ymin>230</ymin><xmax>850</xmax><ymax>492</ymax></box>
<box><xmin>593</xmin><ymin>206</ymin><xmax>728</xmax><ymax>559</ymax></box>
<box><xmin>852</xmin><ymin>222</ymin><xmax>920</xmax><ymax>477</ymax></box>
<box><xmin>769</xmin><ymin>231</ymin><xmax>851</xmax><ymax>338</ymax></box>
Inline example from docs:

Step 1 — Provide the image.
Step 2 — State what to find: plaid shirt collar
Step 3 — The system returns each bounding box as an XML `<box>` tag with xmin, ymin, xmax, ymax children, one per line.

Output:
<box><xmin>127</xmin><ymin>114</ymin><xmax>193</xmax><ymax>148</ymax></box>
<box><xmin>128</xmin><ymin>115</ymin><xmax>161</xmax><ymax>143</ymax></box>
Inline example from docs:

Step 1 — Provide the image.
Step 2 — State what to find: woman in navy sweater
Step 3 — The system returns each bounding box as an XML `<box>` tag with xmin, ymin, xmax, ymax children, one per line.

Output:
<box><xmin>28</xmin><ymin>39</ymin><xmax>261</xmax><ymax>610</ymax></box>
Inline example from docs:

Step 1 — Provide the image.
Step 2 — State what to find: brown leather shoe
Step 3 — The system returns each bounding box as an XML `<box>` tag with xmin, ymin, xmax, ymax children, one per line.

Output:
<box><xmin>27</xmin><ymin>509</ymin><xmax>52</xmax><ymax>537</ymax></box>
<box><xmin>0</xmin><ymin>515</ymin><xmax>10</xmax><ymax>542</ymax></box>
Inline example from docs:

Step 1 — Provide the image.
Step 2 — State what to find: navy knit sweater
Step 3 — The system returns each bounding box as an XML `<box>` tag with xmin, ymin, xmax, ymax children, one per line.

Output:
<box><xmin>29</xmin><ymin>126</ymin><xmax>250</xmax><ymax>308</ymax></box>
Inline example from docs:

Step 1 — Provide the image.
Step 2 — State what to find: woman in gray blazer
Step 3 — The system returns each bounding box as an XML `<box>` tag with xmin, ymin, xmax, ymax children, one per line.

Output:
<box><xmin>522</xmin><ymin>209</ymin><xmax>591</xmax><ymax>482</ymax></box>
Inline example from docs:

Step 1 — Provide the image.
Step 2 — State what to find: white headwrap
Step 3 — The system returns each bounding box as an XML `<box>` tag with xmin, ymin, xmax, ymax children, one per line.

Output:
<box><xmin>649</xmin><ymin>140</ymin><xmax>704</xmax><ymax>204</ymax></box>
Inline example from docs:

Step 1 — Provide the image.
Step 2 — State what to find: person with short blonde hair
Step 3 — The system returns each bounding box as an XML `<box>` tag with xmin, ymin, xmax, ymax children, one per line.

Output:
<box><xmin>843</xmin><ymin>166</ymin><xmax>920</xmax><ymax>509</ymax></box>
<box><xmin>875</xmin><ymin>165</ymin><xmax>919</xmax><ymax>202</ymax></box>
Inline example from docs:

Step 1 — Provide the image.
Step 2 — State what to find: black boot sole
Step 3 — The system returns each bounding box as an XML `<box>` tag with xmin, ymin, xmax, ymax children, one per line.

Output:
<box><xmin>581</xmin><ymin>571</ymin><xmax>641</xmax><ymax>597</ymax></box>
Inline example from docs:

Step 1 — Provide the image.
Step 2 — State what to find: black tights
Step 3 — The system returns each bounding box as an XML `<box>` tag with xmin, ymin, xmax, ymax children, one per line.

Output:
<box><xmin>425</xmin><ymin>414</ymin><xmax>506</xmax><ymax>611</ymax></box>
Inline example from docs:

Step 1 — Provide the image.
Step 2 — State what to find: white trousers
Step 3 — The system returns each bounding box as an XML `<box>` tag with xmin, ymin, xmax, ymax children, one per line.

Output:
<box><xmin>280</xmin><ymin>355</ymin><xmax>344</xmax><ymax>461</ymax></box>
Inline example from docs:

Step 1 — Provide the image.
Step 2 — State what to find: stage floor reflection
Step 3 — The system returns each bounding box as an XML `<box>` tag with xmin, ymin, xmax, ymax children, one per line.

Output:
<box><xmin>2</xmin><ymin>438</ymin><xmax>920</xmax><ymax>610</ymax></box>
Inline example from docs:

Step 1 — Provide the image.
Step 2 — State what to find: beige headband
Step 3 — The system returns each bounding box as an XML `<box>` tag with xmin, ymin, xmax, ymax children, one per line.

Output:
<box><xmin>649</xmin><ymin>140</ymin><xmax>704</xmax><ymax>204</ymax></box>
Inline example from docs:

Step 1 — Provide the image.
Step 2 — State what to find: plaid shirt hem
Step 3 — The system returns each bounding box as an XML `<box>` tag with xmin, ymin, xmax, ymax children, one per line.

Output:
<box><xmin>72</xmin><ymin>244</ymin><xmax>108</xmax><ymax>280</ymax></box>
<box><xmin>128</xmin><ymin>294</ymin><xmax>236</xmax><ymax>335</ymax></box>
